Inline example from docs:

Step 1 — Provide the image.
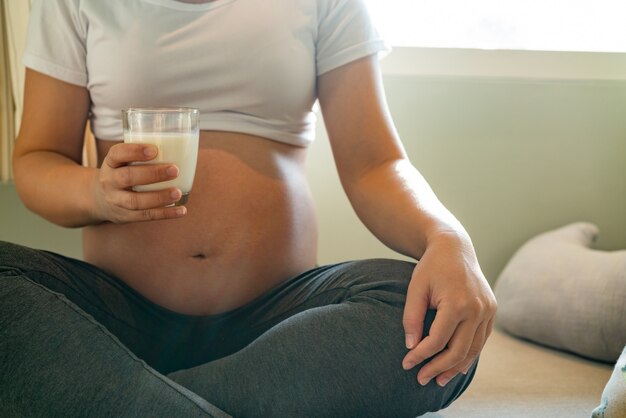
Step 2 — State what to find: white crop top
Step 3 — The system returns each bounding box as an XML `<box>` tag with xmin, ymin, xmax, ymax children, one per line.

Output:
<box><xmin>24</xmin><ymin>0</ymin><xmax>389</xmax><ymax>147</ymax></box>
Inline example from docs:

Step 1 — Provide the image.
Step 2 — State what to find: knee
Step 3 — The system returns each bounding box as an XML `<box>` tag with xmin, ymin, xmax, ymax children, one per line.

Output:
<box><xmin>427</xmin><ymin>359</ymin><xmax>478</xmax><ymax>413</ymax></box>
<box><xmin>0</xmin><ymin>242</ymin><xmax>24</xmax><ymax>280</ymax></box>
<box><xmin>0</xmin><ymin>241</ymin><xmax>33</xmax><ymax>267</ymax></box>
<box><xmin>343</xmin><ymin>258</ymin><xmax>416</xmax><ymax>294</ymax></box>
<box><xmin>0</xmin><ymin>242</ymin><xmax>37</xmax><ymax>292</ymax></box>
<box><xmin>0</xmin><ymin>266</ymin><xmax>40</xmax><ymax>325</ymax></box>
<box><xmin>0</xmin><ymin>241</ymin><xmax>57</xmax><ymax>274</ymax></box>
<box><xmin>403</xmin><ymin>364</ymin><xmax>477</xmax><ymax>416</ymax></box>
<box><xmin>0</xmin><ymin>242</ymin><xmax>56</xmax><ymax>295</ymax></box>
<box><xmin>335</xmin><ymin>259</ymin><xmax>421</xmax><ymax>330</ymax></box>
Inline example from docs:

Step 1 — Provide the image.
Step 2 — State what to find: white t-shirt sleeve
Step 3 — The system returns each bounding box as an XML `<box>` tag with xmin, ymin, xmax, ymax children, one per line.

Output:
<box><xmin>315</xmin><ymin>0</ymin><xmax>390</xmax><ymax>76</ymax></box>
<box><xmin>23</xmin><ymin>0</ymin><xmax>88</xmax><ymax>87</ymax></box>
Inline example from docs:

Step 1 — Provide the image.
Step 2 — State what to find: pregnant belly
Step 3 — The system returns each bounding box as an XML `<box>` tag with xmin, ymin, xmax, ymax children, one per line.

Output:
<box><xmin>82</xmin><ymin>132</ymin><xmax>318</xmax><ymax>315</ymax></box>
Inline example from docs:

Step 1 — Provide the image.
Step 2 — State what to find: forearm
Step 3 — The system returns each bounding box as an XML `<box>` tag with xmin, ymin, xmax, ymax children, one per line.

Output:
<box><xmin>343</xmin><ymin>157</ymin><xmax>470</xmax><ymax>260</ymax></box>
<box><xmin>13</xmin><ymin>150</ymin><xmax>100</xmax><ymax>228</ymax></box>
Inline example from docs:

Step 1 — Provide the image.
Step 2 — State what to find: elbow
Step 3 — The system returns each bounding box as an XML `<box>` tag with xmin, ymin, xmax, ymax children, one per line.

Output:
<box><xmin>339</xmin><ymin>156</ymin><xmax>409</xmax><ymax>195</ymax></box>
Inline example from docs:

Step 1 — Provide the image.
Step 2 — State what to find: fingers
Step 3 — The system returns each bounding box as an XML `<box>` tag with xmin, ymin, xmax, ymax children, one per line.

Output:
<box><xmin>118</xmin><ymin>200</ymin><xmax>187</xmax><ymax>223</ymax></box>
<box><xmin>402</xmin><ymin>305</ymin><xmax>459</xmax><ymax>373</ymax></box>
<box><xmin>102</xmin><ymin>143</ymin><xmax>181</xmax><ymax>193</ymax></box>
<box><xmin>100</xmin><ymin>186</ymin><xmax>187</xmax><ymax>224</ymax></box>
<box><xmin>402</xmin><ymin>309</ymin><xmax>494</xmax><ymax>387</ymax></box>
<box><xmin>402</xmin><ymin>271</ymin><xmax>429</xmax><ymax>350</ymax></box>
<box><xmin>105</xmin><ymin>143</ymin><xmax>158</xmax><ymax>168</ymax></box>
<box><xmin>110</xmin><ymin>188</ymin><xmax>183</xmax><ymax>212</ymax></box>
<box><xmin>114</xmin><ymin>163</ymin><xmax>179</xmax><ymax>189</ymax></box>
<box><xmin>94</xmin><ymin>143</ymin><xmax>189</xmax><ymax>223</ymax></box>
<box><xmin>431</xmin><ymin>320</ymin><xmax>486</xmax><ymax>387</ymax></box>
<box><xmin>434</xmin><ymin>318</ymin><xmax>494</xmax><ymax>386</ymax></box>
<box><xmin>400</xmin><ymin>234</ymin><xmax>498</xmax><ymax>388</ymax></box>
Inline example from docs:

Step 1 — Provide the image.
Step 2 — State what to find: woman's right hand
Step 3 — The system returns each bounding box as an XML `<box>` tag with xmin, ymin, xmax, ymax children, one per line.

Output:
<box><xmin>91</xmin><ymin>142</ymin><xmax>187</xmax><ymax>224</ymax></box>
<box><xmin>14</xmin><ymin>70</ymin><xmax>187</xmax><ymax>227</ymax></box>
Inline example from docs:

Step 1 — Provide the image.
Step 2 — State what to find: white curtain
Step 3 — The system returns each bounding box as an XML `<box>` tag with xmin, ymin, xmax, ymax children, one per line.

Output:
<box><xmin>0</xmin><ymin>0</ymin><xmax>95</xmax><ymax>184</ymax></box>
<box><xmin>1</xmin><ymin>0</ymin><xmax>30</xmax><ymax>183</ymax></box>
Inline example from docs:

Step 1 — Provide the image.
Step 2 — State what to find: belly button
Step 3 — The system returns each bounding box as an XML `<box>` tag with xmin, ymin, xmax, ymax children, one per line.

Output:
<box><xmin>192</xmin><ymin>253</ymin><xmax>208</xmax><ymax>260</ymax></box>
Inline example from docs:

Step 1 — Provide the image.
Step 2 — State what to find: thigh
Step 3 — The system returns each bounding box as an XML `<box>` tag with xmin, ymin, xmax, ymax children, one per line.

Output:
<box><xmin>170</xmin><ymin>259</ymin><xmax>477</xmax><ymax>417</ymax></box>
<box><xmin>0</xmin><ymin>242</ymin><xmax>230</xmax><ymax>417</ymax></box>
<box><xmin>0</xmin><ymin>241</ymin><xmax>189</xmax><ymax>372</ymax></box>
<box><xmin>240</xmin><ymin>258</ymin><xmax>417</xmax><ymax>330</ymax></box>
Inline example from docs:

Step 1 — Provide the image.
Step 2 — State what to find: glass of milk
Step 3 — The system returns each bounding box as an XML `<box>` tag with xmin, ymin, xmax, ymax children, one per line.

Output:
<box><xmin>122</xmin><ymin>107</ymin><xmax>199</xmax><ymax>205</ymax></box>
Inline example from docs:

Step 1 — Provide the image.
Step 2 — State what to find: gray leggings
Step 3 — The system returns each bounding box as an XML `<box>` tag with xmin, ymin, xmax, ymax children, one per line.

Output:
<box><xmin>0</xmin><ymin>241</ymin><xmax>476</xmax><ymax>417</ymax></box>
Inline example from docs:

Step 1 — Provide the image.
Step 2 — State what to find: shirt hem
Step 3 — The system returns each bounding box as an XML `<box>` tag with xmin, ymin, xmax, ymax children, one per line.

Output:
<box><xmin>94</xmin><ymin>121</ymin><xmax>314</xmax><ymax>148</ymax></box>
<box><xmin>140</xmin><ymin>0</ymin><xmax>237</xmax><ymax>11</ymax></box>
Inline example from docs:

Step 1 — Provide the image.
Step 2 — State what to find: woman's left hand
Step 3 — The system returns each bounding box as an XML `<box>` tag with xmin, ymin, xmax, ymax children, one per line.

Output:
<box><xmin>401</xmin><ymin>232</ymin><xmax>497</xmax><ymax>387</ymax></box>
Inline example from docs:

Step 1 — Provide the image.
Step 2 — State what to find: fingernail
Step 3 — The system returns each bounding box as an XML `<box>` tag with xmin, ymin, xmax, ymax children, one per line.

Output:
<box><xmin>166</xmin><ymin>166</ymin><xmax>179</xmax><ymax>177</ymax></box>
<box><xmin>170</xmin><ymin>189</ymin><xmax>181</xmax><ymax>200</ymax></box>
<box><xmin>144</xmin><ymin>147</ymin><xmax>157</xmax><ymax>157</ymax></box>
<box><xmin>402</xmin><ymin>361</ymin><xmax>416</xmax><ymax>370</ymax></box>
<box><xmin>418</xmin><ymin>376</ymin><xmax>431</xmax><ymax>386</ymax></box>
<box><xmin>462</xmin><ymin>364</ymin><xmax>473</xmax><ymax>375</ymax></box>
<box><xmin>405</xmin><ymin>334</ymin><xmax>416</xmax><ymax>349</ymax></box>
<box><xmin>437</xmin><ymin>377</ymin><xmax>450</xmax><ymax>387</ymax></box>
<box><xmin>175</xmin><ymin>207</ymin><xmax>186</xmax><ymax>216</ymax></box>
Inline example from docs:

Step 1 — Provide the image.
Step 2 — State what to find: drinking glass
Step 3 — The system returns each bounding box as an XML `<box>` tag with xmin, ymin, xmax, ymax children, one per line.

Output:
<box><xmin>122</xmin><ymin>107</ymin><xmax>199</xmax><ymax>205</ymax></box>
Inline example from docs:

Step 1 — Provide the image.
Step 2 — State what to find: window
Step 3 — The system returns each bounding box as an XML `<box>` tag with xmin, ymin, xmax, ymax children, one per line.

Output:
<box><xmin>366</xmin><ymin>0</ymin><xmax>626</xmax><ymax>53</ymax></box>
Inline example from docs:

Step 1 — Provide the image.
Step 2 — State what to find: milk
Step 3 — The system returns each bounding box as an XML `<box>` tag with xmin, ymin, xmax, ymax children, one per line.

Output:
<box><xmin>125</xmin><ymin>132</ymin><xmax>199</xmax><ymax>193</ymax></box>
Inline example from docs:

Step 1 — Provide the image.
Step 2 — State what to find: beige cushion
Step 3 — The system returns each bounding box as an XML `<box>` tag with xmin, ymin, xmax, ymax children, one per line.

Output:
<box><xmin>493</xmin><ymin>222</ymin><xmax>626</xmax><ymax>362</ymax></box>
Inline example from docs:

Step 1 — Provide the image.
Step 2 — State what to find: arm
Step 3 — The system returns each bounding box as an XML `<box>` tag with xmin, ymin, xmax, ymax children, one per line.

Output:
<box><xmin>13</xmin><ymin>69</ymin><xmax>186</xmax><ymax>227</ymax></box>
<box><xmin>317</xmin><ymin>55</ymin><xmax>497</xmax><ymax>386</ymax></box>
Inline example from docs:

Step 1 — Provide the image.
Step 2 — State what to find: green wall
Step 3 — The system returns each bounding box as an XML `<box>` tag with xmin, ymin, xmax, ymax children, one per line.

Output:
<box><xmin>389</xmin><ymin>77</ymin><xmax>626</xmax><ymax>282</ymax></box>
<box><xmin>309</xmin><ymin>76</ymin><xmax>626</xmax><ymax>284</ymax></box>
<box><xmin>2</xmin><ymin>75</ymin><xmax>625</xmax><ymax>285</ymax></box>
<box><xmin>0</xmin><ymin>184</ymin><xmax>83</xmax><ymax>258</ymax></box>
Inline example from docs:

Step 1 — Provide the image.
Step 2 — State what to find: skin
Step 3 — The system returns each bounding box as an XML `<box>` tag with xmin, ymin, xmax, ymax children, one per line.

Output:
<box><xmin>13</xmin><ymin>54</ymin><xmax>496</xmax><ymax>387</ymax></box>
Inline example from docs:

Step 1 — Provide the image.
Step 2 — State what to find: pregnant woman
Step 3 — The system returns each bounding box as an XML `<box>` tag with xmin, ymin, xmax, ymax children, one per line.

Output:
<box><xmin>0</xmin><ymin>0</ymin><xmax>496</xmax><ymax>416</ymax></box>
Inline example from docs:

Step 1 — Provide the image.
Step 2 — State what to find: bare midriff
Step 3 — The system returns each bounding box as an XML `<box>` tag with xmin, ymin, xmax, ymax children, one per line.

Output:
<box><xmin>82</xmin><ymin>131</ymin><xmax>319</xmax><ymax>315</ymax></box>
